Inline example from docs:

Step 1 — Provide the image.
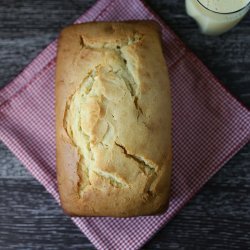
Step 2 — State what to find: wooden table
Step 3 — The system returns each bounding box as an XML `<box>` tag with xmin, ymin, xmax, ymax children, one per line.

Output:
<box><xmin>0</xmin><ymin>0</ymin><xmax>249</xmax><ymax>249</ymax></box>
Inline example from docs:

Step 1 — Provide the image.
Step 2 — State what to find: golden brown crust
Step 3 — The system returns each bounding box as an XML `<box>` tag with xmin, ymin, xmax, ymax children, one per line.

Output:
<box><xmin>56</xmin><ymin>21</ymin><xmax>172</xmax><ymax>217</ymax></box>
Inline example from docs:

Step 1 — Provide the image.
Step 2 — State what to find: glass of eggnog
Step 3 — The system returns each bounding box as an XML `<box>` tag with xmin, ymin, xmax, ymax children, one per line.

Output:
<box><xmin>186</xmin><ymin>0</ymin><xmax>250</xmax><ymax>35</ymax></box>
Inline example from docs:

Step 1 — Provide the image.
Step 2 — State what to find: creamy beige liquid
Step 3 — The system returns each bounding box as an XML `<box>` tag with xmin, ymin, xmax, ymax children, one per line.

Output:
<box><xmin>186</xmin><ymin>0</ymin><xmax>250</xmax><ymax>35</ymax></box>
<box><xmin>199</xmin><ymin>0</ymin><xmax>249</xmax><ymax>13</ymax></box>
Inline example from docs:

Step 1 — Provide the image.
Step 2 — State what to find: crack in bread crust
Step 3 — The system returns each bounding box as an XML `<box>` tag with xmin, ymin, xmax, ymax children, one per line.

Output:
<box><xmin>114</xmin><ymin>142</ymin><xmax>157</xmax><ymax>175</ymax></box>
<box><xmin>80</xmin><ymin>35</ymin><xmax>144</xmax><ymax>117</ymax></box>
<box><xmin>63</xmin><ymin>34</ymin><xmax>159</xmax><ymax>197</ymax></box>
<box><xmin>92</xmin><ymin>169</ymin><xmax>128</xmax><ymax>188</ymax></box>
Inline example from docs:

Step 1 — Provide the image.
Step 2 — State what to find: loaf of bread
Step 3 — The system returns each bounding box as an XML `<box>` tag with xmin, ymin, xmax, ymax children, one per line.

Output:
<box><xmin>55</xmin><ymin>21</ymin><xmax>172</xmax><ymax>217</ymax></box>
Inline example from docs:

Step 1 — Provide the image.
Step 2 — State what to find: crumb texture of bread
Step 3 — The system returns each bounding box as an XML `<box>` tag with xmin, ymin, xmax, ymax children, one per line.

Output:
<box><xmin>56</xmin><ymin>21</ymin><xmax>172</xmax><ymax>217</ymax></box>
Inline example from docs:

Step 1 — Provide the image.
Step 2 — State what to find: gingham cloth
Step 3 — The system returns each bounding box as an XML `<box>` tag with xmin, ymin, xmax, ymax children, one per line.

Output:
<box><xmin>0</xmin><ymin>0</ymin><xmax>249</xmax><ymax>249</ymax></box>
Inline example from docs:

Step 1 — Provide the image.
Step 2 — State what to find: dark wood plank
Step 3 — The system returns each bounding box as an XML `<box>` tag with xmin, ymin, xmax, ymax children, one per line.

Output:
<box><xmin>0</xmin><ymin>0</ymin><xmax>250</xmax><ymax>249</ymax></box>
<box><xmin>0</xmin><ymin>178</ymin><xmax>95</xmax><ymax>250</ymax></box>
<box><xmin>0</xmin><ymin>0</ymin><xmax>96</xmax><ymax>90</ymax></box>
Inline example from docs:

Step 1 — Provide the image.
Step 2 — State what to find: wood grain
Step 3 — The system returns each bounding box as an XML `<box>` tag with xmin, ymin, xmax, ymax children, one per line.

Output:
<box><xmin>0</xmin><ymin>0</ymin><xmax>249</xmax><ymax>249</ymax></box>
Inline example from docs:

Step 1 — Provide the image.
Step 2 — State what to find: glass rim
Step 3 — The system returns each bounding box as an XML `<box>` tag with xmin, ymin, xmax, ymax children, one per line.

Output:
<box><xmin>197</xmin><ymin>0</ymin><xmax>250</xmax><ymax>14</ymax></box>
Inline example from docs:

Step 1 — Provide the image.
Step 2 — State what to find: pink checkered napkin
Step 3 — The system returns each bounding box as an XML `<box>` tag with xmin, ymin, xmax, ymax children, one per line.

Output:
<box><xmin>0</xmin><ymin>0</ymin><xmax>249</xmax><ymax>249</ymax></box>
